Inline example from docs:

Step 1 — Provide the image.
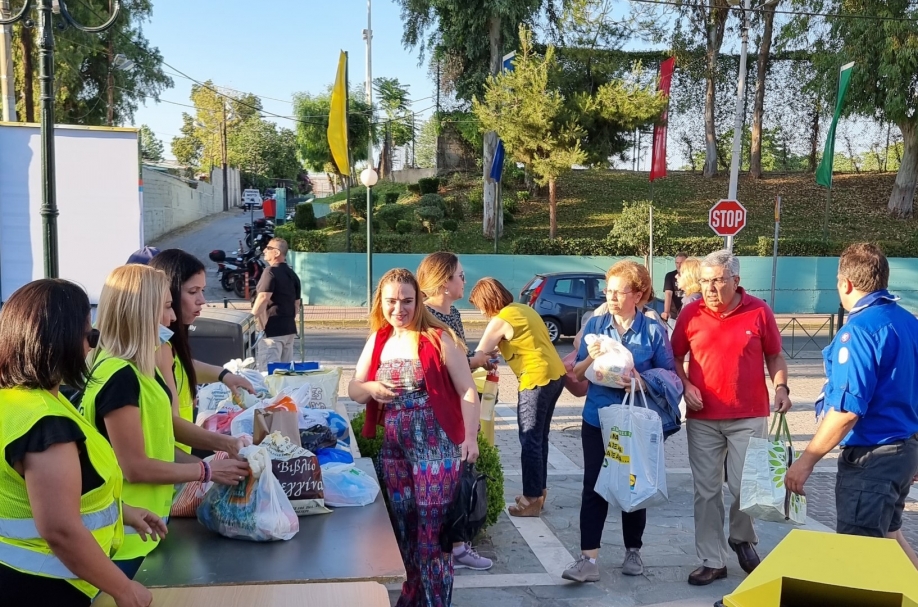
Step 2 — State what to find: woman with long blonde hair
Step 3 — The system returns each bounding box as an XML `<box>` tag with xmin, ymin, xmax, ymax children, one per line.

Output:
<box><xmin>677</xmin><ymin>257</ymin><xmax>703</xmax><ymax>307</ymax></box>
<box><xmin>349</xmin><ymin>268</ymin><xmax>480</xmax><ymax>607</ymax></box>
<box><xmin>80</xmin><ymin>265</ymin><xmax>248</xmax><ymax>578</ymax></box>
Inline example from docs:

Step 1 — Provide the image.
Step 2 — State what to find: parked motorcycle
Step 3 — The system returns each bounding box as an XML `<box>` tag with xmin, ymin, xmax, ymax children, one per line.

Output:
<box><xmin>243</xmin><ymin>217</ymin><xmax>274</xmax><ymax>249</ymax></box>
<box><xmin>209</xmin><ymin>249</ymin><xmax>239</xmax><ymax>292</ymax></box>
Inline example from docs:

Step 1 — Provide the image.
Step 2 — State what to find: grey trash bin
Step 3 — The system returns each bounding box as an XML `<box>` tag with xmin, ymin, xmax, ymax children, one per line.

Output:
<box><xmin>188</xmin><ymin>308</ymin><xmax>258</xmax><ymax>367</ymax></box>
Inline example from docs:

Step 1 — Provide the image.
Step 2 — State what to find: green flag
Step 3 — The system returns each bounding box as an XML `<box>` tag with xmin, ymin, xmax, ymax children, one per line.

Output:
<box><xmin>816</xmin><ymin>62</ymin><xmax>855</xmax><ymax>188</ymax></box>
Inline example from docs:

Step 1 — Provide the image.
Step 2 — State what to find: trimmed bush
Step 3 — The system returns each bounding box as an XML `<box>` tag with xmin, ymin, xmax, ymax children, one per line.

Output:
<box><xmin>384</xmin><ymin>191</ymin><xmax>400</xmax><ymax>205</ymax></box>
<box><xmin>663</xmin><ymin>237</ymin><xmax>726</xmax><ymax>257</ymax></box>
<box><xmin>476</xmin><ymin>433</ymin><xmax>504</xmax><ymax>529</ymax></box>
<box><xmin>395</xmin><ymin>219</ymin><xmax>414</xmax><ymax>235</ymax></box>
<box><xmin>509</xmin><ymin>236</ymin><xmax>622</xmax><ymax>256</ymax></box>
<box><xmin>407</xmin><ymin>183</ymin><xmax>421</xmax><ymax>195</ymax></box>
<box><xmin>515</xmin><ymin>190</ymin><xmax>532</xmax><ymax>203</ymax></box>
<box><xmin>418</xmin><ymin>177</ymin><xmax>440</xmax><ymax>195</ymax></box>
<box><xmin>418</xmin><ymin>193</ymin><xmax>447</xmax><ymax>214</ymax></box>
<box><xmin>376</xmin><ymin>204</ymin><xmax>410</xmax><ymax>230</ymax></box>
<box><xmin>444</xmin><ymin>196</ymin><xmax>466</xmax><ymax>220</ymax></box>
<box><xmin>609</xmin><ymin>200</ymin><xmax>673</xmax><ymax>256</ymax></box>
<box><xmin>442</xmin><ymin>219</ymin><xmax>459</xmax><ymax>232</ymax></box>
<box><xmin>329</xmin><ymin>200</ymin><xmax>348</xmax><ymax>213</ymax></box>
<box><xmin>294</xmin><ymin>203</ymin><xmax>317</xmax><ymax>230</ymax></box>
<box><xmin>325</xmin><ymin>211</ymin><xmax>345</xmax><ymax>228</ymax></box>
<box><xmin>416</xmin><ymin>206</ymin><xmax>444</xmax><ymax>233</ymax></box>
<box><xmin>284</xmin><ymin>229</ymin><xmax>328</xmax><ymax>253</ymax></box>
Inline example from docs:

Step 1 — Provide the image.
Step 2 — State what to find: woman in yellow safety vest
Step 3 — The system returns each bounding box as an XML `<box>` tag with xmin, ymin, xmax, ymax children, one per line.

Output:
<box><xmin>81</xmin><ymin>265</ymin><xmax>249</xmax><ymax>579</ymax></box>
<box><xmin>0</xmin><ymin>279</ymin><xmax>166</xmax><ymax>607</ymax></box>
<box><xmin>149</xmin><ymin>249</ymin><xmax>255</xmax><ymax>453</ymax></box>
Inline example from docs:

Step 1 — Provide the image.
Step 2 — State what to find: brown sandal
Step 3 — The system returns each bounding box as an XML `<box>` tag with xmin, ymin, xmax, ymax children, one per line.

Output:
<box><xmin>508</xmin><ymin>495</ymin><xmax>544</xmax><ymax>517</ymax></box>
<box><xmin>515</xmin><ymin>489</ymin><xmax>548</xmax><ymax>512</ymax></box>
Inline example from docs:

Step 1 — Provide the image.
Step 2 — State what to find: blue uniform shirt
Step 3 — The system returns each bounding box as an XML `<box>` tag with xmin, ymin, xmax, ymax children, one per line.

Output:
<box><xmin>576</xmin><ymin>310</ymin><xmax>675</xmax><ymax>428</ymax></box>
<box><xmin>817</xmin><ymin>290</ymin><xmax>918</xmax><ymax>447</ymax></box>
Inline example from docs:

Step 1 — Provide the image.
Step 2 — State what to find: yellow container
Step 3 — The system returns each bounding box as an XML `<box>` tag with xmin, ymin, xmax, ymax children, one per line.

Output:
<box><xmin>724</xmin><ymin>529</ymin><xmax>918</xmax><ymax>607</ymax></box>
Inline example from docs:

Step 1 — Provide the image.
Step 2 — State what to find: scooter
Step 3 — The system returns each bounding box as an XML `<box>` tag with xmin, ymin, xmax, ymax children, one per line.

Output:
<box><xmin>208</xmin><ymin>249</ymin><xmax>239</xmax><ymax>292</ymax></box>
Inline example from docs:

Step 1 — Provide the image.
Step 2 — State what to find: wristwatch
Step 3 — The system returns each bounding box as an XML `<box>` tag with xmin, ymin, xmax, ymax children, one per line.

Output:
<box><xmin>775</xmin><ymin>383</ymin><xmax>790</xmax><ymax>395</ymax></box>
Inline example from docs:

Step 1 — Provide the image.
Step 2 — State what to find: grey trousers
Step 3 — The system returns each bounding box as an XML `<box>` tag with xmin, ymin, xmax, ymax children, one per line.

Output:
<box><xmin>257</xmin><ymin>334</ymin><xmax>296</xmax><ymax>371</ymax></box>
<box><xmin>686</xmin><ymin>416</ymin><xmax>768</xmax><ymax>569</ymax></box>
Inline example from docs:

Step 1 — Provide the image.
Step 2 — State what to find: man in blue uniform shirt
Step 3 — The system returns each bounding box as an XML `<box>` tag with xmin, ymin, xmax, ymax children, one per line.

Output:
<box><xmin>786</xmin><ymin>243</ymin><xmax>918</xmax><ymax>569</ymax></box>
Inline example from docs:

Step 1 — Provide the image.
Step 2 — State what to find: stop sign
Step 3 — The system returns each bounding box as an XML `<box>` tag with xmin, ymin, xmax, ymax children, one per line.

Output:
<box><xmin>708</xmin><ymin>199</ymin><xmax>747</xmax><ymax>237</ymax></box>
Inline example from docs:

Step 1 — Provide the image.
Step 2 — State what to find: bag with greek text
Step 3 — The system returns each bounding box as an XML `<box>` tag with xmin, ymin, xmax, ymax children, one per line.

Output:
<box><xmin>259</xmin><ymin>431</ymin><xmax>331</xmax><ymax>516</ymax></box>
<box><xmin>739</xmin><ymin>413</ymin><xmax>806</xmax><ymax>525</ymax></box>
<box><xmin>594</xmin><ymin>380</ymin><xmax>667</xmax><ymax>512</ymax></box>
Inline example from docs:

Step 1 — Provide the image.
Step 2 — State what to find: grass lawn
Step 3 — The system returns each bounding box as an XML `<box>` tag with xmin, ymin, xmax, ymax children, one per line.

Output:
<box><xmin>306</xmin><ymin>170</ymin><xmax>918</xmax><ymax>254</ymax></box>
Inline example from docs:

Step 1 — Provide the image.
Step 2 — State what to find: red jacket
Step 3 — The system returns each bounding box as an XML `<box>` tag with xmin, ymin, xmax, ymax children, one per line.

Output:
<box><xmin>361</xmin><ymin>324</ymin><xmax>466</xmax><ymax>445</ymax></box>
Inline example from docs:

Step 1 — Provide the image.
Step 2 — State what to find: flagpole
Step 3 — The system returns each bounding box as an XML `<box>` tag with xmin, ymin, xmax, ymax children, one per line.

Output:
<box><xmin>345</xmin><ymin>51</ymin><xmax>351</xmax><ymax>253</ymax></box>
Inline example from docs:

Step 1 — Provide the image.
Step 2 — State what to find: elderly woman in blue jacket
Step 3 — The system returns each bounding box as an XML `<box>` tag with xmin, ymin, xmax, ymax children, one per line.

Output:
<box><xmin>562</xmin><ymin>260</ymin><xmax>682</xmax><ymax>585</ymax></box>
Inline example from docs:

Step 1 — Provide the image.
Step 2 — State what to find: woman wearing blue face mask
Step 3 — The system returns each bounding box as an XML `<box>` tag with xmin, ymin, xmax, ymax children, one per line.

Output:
<box><xmin>80</xmin><ymin>265</ymin><xmax>249</xmax><ymax>579</ymax></box>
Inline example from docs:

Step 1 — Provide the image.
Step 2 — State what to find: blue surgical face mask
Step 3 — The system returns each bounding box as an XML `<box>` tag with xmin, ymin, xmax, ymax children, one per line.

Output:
<box><xmin>158</xmin><ymin>324</ymin><xmax>174</xmax><ymax>345</ymax></box>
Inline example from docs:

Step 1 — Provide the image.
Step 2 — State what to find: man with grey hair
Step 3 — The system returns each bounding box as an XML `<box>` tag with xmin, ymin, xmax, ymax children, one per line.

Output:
<box><xmin>671</xmin><ymin>249</ymin><xmax>791</xmax><ymax>586</ymax></box>
<box><xmin>253</xmin><ymin>237</ymin><xmax>301</xmax><ymax>370</ymax></box>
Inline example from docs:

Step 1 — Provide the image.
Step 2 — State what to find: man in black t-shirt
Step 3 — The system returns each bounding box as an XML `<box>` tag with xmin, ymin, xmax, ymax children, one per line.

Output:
<box><xmin>253</xmin><ymin>238</ymin><xmax>302</xmax><ymax>370</ymax></box>
<box><xmin>662</xmin><ymin>252</ymin><xmax>687</xmax><ymax>323</ymax></box>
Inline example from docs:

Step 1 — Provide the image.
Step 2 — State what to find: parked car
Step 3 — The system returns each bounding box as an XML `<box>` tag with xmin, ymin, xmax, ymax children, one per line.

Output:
<box><xmin>242</xmin><ymin>189</ymin><xmax>263</xmax><ymax>211</ymax></box>
<box><xmin>519</xmin><ymin>272</ymin><xmax>606</xmax><ymax>343</ymax></box>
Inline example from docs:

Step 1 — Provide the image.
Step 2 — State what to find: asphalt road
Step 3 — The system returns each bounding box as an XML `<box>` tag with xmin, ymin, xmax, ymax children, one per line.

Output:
<box><xmin>151</xmin><ymin>209</ymin><xmax>258</xmax><ymax>304</ymax></box>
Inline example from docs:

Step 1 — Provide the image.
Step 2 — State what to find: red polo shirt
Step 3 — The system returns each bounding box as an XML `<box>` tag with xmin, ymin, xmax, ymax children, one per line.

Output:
<box><xmin>671</xmin><ymin>288</ymin><xmax>782</xmax><ymax>420</ymax></box>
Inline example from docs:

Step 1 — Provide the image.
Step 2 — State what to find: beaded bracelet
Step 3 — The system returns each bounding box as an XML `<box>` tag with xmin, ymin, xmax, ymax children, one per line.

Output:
<box><xmin>202</xmin><ymin>460</ymin><xmax>212</xmax><ymax>484</ymax></box>
<box><xmin>198</xmin><ymin>461</ymin><xmax>207</xmax><ymax>483</ymax></box>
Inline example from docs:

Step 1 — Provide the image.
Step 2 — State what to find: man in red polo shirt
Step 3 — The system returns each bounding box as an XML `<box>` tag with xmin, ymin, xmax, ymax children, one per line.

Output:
<box><xmin>671</xmin><ymin>249</ymin><xmax>792</xmax><ymax>586</ymax></box>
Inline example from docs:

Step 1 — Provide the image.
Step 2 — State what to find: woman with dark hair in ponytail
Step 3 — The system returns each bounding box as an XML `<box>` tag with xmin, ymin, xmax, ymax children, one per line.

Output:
<box><xmin>149</xmin><ymin>249</ymin><xmax>254</xmax><ymax>454</ymax></box>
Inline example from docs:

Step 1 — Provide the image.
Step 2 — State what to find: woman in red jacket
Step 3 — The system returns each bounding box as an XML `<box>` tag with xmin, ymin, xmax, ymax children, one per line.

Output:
<box><xmin>349</xmin><ymin>268</ymin><xmax>480</xmax><ymax>607</ymax></box>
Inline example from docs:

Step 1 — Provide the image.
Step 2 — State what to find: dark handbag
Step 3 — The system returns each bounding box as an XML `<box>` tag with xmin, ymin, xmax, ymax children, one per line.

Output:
<box><xmin>439</xmin><ymin>462</ymin><xmax>489</xmax><ymax>551</ymax></box>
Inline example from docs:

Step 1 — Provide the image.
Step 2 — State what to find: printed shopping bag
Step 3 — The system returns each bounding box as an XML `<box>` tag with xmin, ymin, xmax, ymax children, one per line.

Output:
<box><xmin>583</xmin><ymin>335</ymin><xmax>634</xmax><ymax>388</ymax></box>
<box><xmin>739</xmin><ymin>413</ymin><xmax>807</xmax><ymax>525</ymax></box>
<box><xmin>594</xmin><ymin>379</ymin><xmax>668</xmax><ymax>512</ymax></box>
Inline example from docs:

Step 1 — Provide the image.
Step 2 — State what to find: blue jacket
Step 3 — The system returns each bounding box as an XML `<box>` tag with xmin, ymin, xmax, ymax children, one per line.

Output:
<box><xmin>815</xmin><ymin>290</ymin><xmax>918</xmax><ymax>447</ymax></box>
<box><xmin>640</xmin><ymin>368</ymin><xmax>683</xmax><ymax>437</ymax></box>
<box><xmin>577</xmin><ymin>310</ymin><xmax>675</xmax><ymax>428</ymax></box>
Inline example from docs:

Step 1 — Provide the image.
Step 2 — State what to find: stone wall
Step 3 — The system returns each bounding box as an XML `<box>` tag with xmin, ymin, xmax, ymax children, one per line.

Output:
<box><xmin>389</xmin><ymin>168</ymin><xmax>437</xmax><ymax>183</ymax></box>
<box><xmin>142</xmin><ymin>167</ymin><xmax>240</xmax><ymax>241</ymax></box>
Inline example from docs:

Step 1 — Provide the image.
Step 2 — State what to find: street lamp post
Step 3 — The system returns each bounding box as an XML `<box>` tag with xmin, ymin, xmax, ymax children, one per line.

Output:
<box><xmin>0</xmin><ymin>0</ymin><xmax>122</xmax><ymax>278</ymax></box>
<box><xmin>725</xmin><ymin>0</ymin><xmax>751</xmax><ymax>253</ymax></box>
<box><xmin>363</xmin><ymin>0</ymin><xmax>375</xmax><ymax>308</ymax></box>
<box><xmin>360</xmin><ymin>167</ymin><xmax>378</xmax><ymax>308</ymax></box>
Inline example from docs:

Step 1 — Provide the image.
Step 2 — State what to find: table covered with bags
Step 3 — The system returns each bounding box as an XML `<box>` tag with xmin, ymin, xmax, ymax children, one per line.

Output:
<box><xmin>105</xmin><ymin>363</ymin><xmax>406</xmax><ymax>603</ymax></box>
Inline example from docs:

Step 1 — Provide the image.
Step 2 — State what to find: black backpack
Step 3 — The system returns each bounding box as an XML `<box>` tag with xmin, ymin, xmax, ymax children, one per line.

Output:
<box><xmin>439</xmin><ymin>463</ymin><xmax>489</xmax><ymax>551</ymax></box>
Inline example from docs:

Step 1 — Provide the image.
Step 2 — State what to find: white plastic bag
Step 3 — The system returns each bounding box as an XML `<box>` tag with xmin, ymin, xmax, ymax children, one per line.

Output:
<box><xmin>196</xmin><ymin>444</ymin><xmax>299</xmax><ymax>542</ymax></box>
<box><xmin>584</xmin><ymin>334</ymin><xmax>634</xmax><ymax>388</ymax></box>
<box><xmin>595</xmin><ymin>380</ymin><xmax>668</xmax><ymax>512</ymax></box>
<box><xmin>739</xmin><ymin>414</ymin><xmax>806</xmax><ymax>525</ymax></box>
<box><xmin>222</xmin><ymin>358</ymin><xmax>270</xmax><ymax>396</ymax></box>
<box><xmin>321</xmin><ymin>462</ymin><xmax>380</xmax><ymax>507</ymax></box>
<box><xmin>265</xmin><ymin>367</ymin><xmax>342</xmax><ymax>410</ymax></box>
<box><xmin>196</xmin><ymin>383</ymin><xmax>233</xmax><ymax>425</ymax></box>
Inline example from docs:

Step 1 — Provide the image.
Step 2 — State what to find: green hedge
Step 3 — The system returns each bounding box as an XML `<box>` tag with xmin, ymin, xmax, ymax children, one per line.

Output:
<box><xmin>279</xmin><ymin>227</ymin><xmax>328</xmax><ymax>252</ymax></box>
<box><xmin>418</xmin><ymin>177</ymin><xmax>440</xmax><ymax>195</ymax></box>
<box><xmin>376</xmin><ymin>204</ymin><xmax>411</xmax><ymax>230</ymax></box>
<box><xmin>294</xmin><ymin>203</ymin><xmax>317</xmax><ymax>231</ymax></box>
<box><xmin>351</xmin><ymin>234</ymin><xmax>413</xmax><ymax>253</ymax></box>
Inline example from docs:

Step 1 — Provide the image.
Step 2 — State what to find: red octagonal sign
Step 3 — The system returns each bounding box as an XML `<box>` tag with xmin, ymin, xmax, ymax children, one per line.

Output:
<box><xmin>709</xmin><ymin>199</ymin><xmax>747</xmax><ymax>237</ymax></box>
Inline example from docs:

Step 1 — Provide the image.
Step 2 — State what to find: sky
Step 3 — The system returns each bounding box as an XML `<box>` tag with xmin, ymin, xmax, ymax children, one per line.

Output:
<box><xmin>132</xmin><ymin>0</ymin><xmax>434</xmax><ymax>161</ymax></box>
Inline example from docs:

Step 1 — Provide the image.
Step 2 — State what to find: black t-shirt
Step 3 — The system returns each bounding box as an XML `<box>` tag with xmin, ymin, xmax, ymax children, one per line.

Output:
<box><xmin>91</xmin><ymin>366</ymin><xmax>172</xmax><ymax>442</ymax></box>
<box><xmin>4</xmin><ymin>416</ymin><xmax>104</xmax><ymax>495</ymax></box>
<box><xmin>663</xmin><ymin>269</ymin><xmax>684</xmax><ymax>315</ymax></box>
<box><xmin>256</xmin><ymin>263</ymin><xmax>301</xmax><ymax>338</ymax></box>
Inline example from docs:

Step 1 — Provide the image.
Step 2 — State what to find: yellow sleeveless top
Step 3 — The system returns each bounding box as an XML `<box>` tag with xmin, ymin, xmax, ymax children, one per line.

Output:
<box><xmin>496</xmin><ymin>303</ymin><xmax>566</xmax><ymax>391</ymax></box>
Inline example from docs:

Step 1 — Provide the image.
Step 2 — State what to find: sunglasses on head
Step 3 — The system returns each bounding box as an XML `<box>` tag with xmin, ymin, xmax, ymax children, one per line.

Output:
<box><xmin>86</xmin><ymin>328</ymin><xmax>100</xmax><ymax>349</ymax></box>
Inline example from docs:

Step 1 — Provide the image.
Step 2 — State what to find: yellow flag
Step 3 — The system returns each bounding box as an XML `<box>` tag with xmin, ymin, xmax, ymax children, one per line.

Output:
<box><xmin>327</xmin><ymin>51</ymin><xmax>350</xmax><ymax>176</ymax></box>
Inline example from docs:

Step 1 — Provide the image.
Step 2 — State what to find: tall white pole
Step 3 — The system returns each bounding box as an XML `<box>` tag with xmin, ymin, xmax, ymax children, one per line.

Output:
<box><xmin>365</xmin><ymin>0</ymin><xmax>374</xmax><ymax>308</ymax></box>
<box><xmin>0</xmin><ymin>0</ymin><xmax>16</xmax><ymax>121</ymax></box>
<box><xmin>725</xmin><ymin>0</ymin><xmax>751</xmax><ymax>252</ymax></box>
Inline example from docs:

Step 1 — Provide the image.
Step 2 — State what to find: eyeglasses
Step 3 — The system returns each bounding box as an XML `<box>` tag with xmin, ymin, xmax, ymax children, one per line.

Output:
<box><xmin>452</xmin><ymin>273</ymin><xmax>466</xmax><ymax>282</ymax></box>
<box><xmin>265</xmin><ymin>246</ymin><xmax>278</xmax><ymax>252</ymax></box>
<box><xmin>602</xmin><ymin>289</ymin><xmax>633</xmax><ymax>299</ymax></box>
<box><xmin>699</xmin><ymin>277</ymin><xmax>731</xmax><ymax>288</ymax></box>
<box><xmin>86</xmin><ymin>328</ymin><xmax>100</xmax><ymax>349</ymax></box>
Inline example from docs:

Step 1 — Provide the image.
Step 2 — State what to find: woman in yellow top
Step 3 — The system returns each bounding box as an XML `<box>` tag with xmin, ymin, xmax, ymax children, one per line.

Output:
<box><xmin>0</xmin><ymin>279</ymin><xmax>166</xmax><ymax>607</ymax></box>
<box><xmin>149</xmin><ymin>249</ymin><xmax>254</xmax><ymax>453</ymax></box>
<box><xmin>81</xmin><ymin>265</ymin><xmax>249</xmax><ymax>579</ymax></box>
<box><xmin>469</xmin><ymin>278</ymin><xmax>566</xmax><ymax>517</ymax></box>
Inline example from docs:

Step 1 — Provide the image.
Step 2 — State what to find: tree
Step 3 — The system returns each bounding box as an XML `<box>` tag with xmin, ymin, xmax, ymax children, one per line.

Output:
<box><xmin>749</xmin><ymin>1</ymin><xmax>778</xmax><ymax>179</ymax></box>
<box><xmin>802</xmin><ymin>0</ymin><xmax>918</xmax><ymax>216</ymax></box>
<box><xmin>292</xmin><ymin>87</ymin><xmax>373</xmax><ymax>180</ymax></box>
<box><xmin>139</xmin><ymin>125</ymin><xmax>164</xmax><ymax>162</ymax></box>
<box><xmin>474</xmin><ymin>28</ymin><xmax>589</xmax><ymax>239</ymax></box>
<box><xmin>415</xmin><ymin>118</ymin><xmax>438</xmax><ymax>168</ymax></box>
<box><xmin>228</xmin><ymin>119</ymin><xmax>302</xmax><ymax>187</ymax></box>
<box><xmin>374</xmin><ymin>77</ymin><xmax>413</xmax><ymax>178</ymax></box>
<box><xmin>395</xmin><ymin>0</ymin><xmax>560</xmax><ymax>238</ymax></box>
<box><xmin>12</xmin><ymin>0</ymin><xmax>172</xmax><ymax>126</ymax></box>
<box><xmin>671</xmin><ymin>0</ymin><xmax>731</xmax><ymax>177</ymax></box>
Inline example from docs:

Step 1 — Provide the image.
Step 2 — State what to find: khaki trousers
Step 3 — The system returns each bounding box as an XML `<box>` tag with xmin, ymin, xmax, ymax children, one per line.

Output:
<box><xmin>257</xmin><ymin>334</ymin><xmax>296</xmax><ymax>371</ymax></box>
<box><xmin>686</xmin><ymin>416</ymin><xmax>768</xmax><ymax>568</ymax></box>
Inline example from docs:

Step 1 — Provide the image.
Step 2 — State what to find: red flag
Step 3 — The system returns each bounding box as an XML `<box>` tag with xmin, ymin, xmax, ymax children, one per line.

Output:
<box><xmin>649</xmin><ymin>57</ymin><xmax>675</xmax><ymax>182</ymax></box>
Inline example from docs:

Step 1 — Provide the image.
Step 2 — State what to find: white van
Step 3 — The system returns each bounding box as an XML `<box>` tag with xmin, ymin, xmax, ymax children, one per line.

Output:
<box><xmin>241</xmin><ymin>189</ymin><xmax>263</xmax><ymax>210</ymax></box>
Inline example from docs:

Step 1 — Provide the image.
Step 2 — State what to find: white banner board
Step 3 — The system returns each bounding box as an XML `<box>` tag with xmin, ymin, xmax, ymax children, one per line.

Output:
<box><xmin>0</xmin><ymin>124</ymin><xmax>142</xmax><ymax>303</ymax></box>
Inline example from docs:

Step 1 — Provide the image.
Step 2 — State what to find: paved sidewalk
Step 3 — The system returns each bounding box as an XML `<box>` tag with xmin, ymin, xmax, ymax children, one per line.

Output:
<box><xmin>301</xmin><ymin>332</ymin><xmax>916</xmax><ymax>607</ymax></box>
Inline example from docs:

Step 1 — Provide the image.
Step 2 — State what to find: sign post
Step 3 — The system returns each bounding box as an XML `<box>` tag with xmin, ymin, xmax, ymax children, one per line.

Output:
<box><xmin>770</xmin><ymin>196</ymin><xmax>781</xmax><ymax>309</ymax></box>
<box><xmin>708</xmin><ymin>199</ymin><xmax>747</xmax><ymax>245</ymax></box>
